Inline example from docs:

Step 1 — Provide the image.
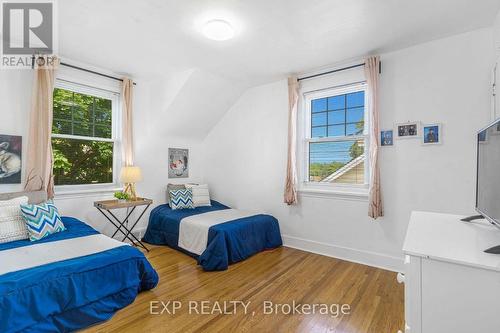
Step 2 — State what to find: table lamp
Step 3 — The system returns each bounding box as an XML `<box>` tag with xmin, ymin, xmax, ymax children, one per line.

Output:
<box><xmin>120</xmin><ymin>166</ymin><xmax>142</xmax><ymax>200</ymax></box>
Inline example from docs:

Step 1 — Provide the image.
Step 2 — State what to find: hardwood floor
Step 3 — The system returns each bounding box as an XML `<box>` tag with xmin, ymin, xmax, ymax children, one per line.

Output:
<box><xmin>84</xmin><ymin>246</ymin><xmax>404</xmax><ymax>333</ymax></box>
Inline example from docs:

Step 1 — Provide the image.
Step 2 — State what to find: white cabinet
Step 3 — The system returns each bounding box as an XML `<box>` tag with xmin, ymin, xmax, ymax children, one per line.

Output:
<box><xmin>403</xmin><ymin>255</ymin><xmax>421</xmax><ymax>333</ymax></box>
<box><xmin>402</xmin><ymin>211</ymin><xmax>500</xmax><ymax>333</ymax></box>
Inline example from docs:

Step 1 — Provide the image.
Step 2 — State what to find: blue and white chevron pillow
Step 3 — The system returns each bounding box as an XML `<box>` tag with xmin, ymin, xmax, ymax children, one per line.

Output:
<box><xmin>20</xmin><ymin>200</ymin><xmax>66</xmax><ymax>241</ymax></box>
<box><xmin>169</xmin><ymin>189</ymin><xmax>194</xmax><ymax>210</ymax></box>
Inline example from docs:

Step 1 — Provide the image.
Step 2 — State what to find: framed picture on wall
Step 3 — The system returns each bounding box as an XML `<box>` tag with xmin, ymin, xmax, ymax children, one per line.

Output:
<box><xmin>168</xmin><ymin>148</ymin><xmax>189</xmax><ymax>178</ymax></box>
<box><xmin>0</xmin><ymin>134</ymin><xmax>22</xmax><ymax>184</ymax></box>
<box><xmin>395</xmin><ymin>122</ymin><xmax>421</xmax><ymax>139</ymax></box>
<box><xmin>422</xmin><ymin>124</ymin><xmax>442</xmax><ymax>145</ymax></box>
<box><xmin>380</xmin><ymin>130</ymin><xmax>394</xmax><ymax>146</ymax></box>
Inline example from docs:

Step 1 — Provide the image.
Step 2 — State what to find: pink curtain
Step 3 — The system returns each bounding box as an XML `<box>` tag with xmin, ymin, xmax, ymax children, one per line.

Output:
<box><xmin>365</xmin><ymin>56</ymin><xmax>383</xmax><ymax>219</ymax></box>
<box><xmin>284</xmin><ymin>76</ymin><xmax>299</xmax><ymax>205</ymax></box>
<box><xmin>24</xmin><ymin>57</ymin><xmax>59</xmax><ymax>199</ymax></box>
<box><xmin>122</xmin><ymin>78</ymin><xmax>134</xmax><ymax>166</ymax></box>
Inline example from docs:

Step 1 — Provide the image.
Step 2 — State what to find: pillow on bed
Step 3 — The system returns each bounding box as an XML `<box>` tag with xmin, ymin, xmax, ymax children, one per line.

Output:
<box><xmin>20</xmin><ymin>200</ymin><xmax>66</xmax><ymax>241</ymax></box>
<box><xmin>167</xmin><ymin>183</ymin><xmax>186</xmax><ymax>206</ymax></box>
<box><xmin>169</xmin><ymin>189</ymin><xmax>194</xmax><ymax>210</ymax></box>
<box><xmin>185</xmin><ymin>184</ymin><xmax>211</xmax><ymax>207</ymax></box>
<box><xmin>0</xmin><ymin>196</ymin><xmax>29</xmax><ymax>243</ymax></box>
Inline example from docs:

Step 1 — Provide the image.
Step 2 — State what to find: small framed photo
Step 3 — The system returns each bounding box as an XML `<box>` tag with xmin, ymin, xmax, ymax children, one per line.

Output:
<box><xmin>422</xmin><ymin>124</ymin><xmax>442</xmax><ymax>145</ymax></box>
<box><xmin>396</xmin><ymin>122</ymin><xmax>420</xmax><ymax>139</ymax></box>
<box><xmin>380</xmin><ymin>130</ymin><xmax>393</xmax><ymax>146</ymax></box>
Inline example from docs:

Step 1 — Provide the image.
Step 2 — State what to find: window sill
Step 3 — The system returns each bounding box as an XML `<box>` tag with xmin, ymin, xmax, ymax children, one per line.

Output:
<box><xmin>54</xmin><ymin>185</ymin><xmax>122</xmax><ymax>200</ymax></box>
<box><xmin>298</xmin><ymin>186</ymin><xmax>369</xmax><ymax>201</ymax></box>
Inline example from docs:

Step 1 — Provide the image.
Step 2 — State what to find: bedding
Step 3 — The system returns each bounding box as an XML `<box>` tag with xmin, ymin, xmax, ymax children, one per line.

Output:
<box><xmin>20</xmin><ymin>200</ymin><xmax>65</xmax><ymax>241</ymax></box>
<box><xmin>0</xmin><ymin>196</ymin><xmax>29</xmax><ymax>243</ymax></box>
<box><xmin>142</xmin><ymin>200</ymin><xmax>282</xmax><ymax>271</ymax></box>
<box><xmin>0</xmin><ymin>216</ymin><xmax>159</xmax><ymax>333</ymax></box>
<box><xmin>167</xmin><ymin>183</ymin><xmax>186</xmax><ymax>206</ymax></box>
<box><xmin>185</xmin><ymin>184</ymin><xmax>211</xmax><ymax>207</ymax></box>
<box><xmin>169</xmin><ymin>188</ymin><xmax>194</xmax><ymax>210</ymax></box>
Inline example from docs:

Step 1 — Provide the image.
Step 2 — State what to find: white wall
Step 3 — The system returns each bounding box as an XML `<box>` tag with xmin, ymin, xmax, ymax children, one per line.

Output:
<box><xmin>0</xmin><ymin>70</ymin><xmax>32</xmax><ymax>194</ymax></box>
<box><xmin>0</xmin><ymin>66</ymin><xmax>204</xmax><ymax>237</ymax></box>
<box><xmin>202</xmin><ymin>28</ymin><xmax>496</xmax><ymax>271</ymax></box>
<box><xmin>494</xmin><ymin>11</ymin><xmax>500</xmax><ymax>58</ymax></box>
<box><xmin>492</xmin><ymin>11</ymin><xmax>500</xmax><ymax>119</ymax></box>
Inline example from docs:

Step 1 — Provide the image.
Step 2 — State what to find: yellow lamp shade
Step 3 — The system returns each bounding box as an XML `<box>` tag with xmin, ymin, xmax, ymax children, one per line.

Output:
<box><xmin>120</xmin><ymin>166</ymin><xmax>143</xmax><ymax>183</ymax></box>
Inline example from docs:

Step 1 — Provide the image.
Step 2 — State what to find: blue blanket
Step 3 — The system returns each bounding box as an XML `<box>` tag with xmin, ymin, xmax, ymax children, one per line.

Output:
<box><xmin>0</xmin><ymin>217</ymin><xmax>158</xmax><ymax>333</ymax></box>
<box><xmin>142</xmin><ymin>201</ymin><xmax>282</xmax><ymax>271</ymax></box>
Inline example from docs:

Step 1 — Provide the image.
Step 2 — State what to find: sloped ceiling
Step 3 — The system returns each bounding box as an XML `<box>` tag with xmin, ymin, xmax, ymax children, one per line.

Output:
<box><xmin>146</xmin><ymin>68</ymin><xmax>246</xmax><ymax>140</ymax></box>
<box><xmin>55</xmin><ymin>0</ymin><xmax>500</xmax><ymax>139</ymax></box>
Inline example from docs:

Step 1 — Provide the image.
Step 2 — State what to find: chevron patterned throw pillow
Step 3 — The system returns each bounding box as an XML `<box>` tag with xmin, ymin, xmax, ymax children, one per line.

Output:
<box><xmin>169</xmin><ymin>189</ymin><xmax>194</xmax><ymax>210</ymax></box>
<box><xmin>20</xmin><ymin>200</ymin><xmax>66</xmax><ymax>241</ymax></box>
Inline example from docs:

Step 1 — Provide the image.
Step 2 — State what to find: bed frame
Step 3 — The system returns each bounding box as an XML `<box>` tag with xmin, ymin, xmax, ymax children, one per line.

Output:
<box><xmin>0</xmin><ymin>191</ymin><xmax>47</xmax><ymax>204</ymax></box>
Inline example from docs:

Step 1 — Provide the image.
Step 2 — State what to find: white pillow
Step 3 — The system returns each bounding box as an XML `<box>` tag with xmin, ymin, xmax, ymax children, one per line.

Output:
<box><xmin>185</xmin><ymin>184</ymin><xmax>211</xmax><ymax>207</ymax></box>
<box><xmin>0</xmin><ymin>196</ymin><xmax>29</xmax><ymax>243</ymax></box>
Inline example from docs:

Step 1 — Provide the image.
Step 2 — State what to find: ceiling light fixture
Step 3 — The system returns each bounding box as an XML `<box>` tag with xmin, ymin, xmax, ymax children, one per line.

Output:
<box><xmin>202</xmin><ymin>20</ymin><xmax>235</xmax><ymax>41</ymax></box>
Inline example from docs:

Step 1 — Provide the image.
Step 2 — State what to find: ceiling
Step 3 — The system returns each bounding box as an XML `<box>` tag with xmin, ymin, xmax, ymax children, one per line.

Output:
<box><xmin>59</xmin><ymin>0</ymin><xmax>500</xmax><ymax>85</ymax></box>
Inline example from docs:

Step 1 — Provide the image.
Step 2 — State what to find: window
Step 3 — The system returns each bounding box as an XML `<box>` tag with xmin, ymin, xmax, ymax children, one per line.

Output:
<box><xmin>304</xmin><ymin>83</ymin><xmax>368</xmax><ymax>187</ymax></box>
<box><xmin>51</xmin><ymin>81</ymin><xmax>120</xmax><ymax>187</ymax></box>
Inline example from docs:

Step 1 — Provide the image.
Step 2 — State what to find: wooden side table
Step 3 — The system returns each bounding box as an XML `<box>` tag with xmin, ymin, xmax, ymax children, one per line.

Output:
<box><xmin>94</xmin><ymin>198</ymin><xmax>153</xmax><ymax>252</ymax></box>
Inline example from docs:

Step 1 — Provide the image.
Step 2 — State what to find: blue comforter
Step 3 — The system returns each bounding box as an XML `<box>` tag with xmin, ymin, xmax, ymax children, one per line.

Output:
<box><xmin>142</xmin><ymin>201</ymin><xmax>282</xmax><ymax>271</ymax></box>
<box><xmin>0</xmin><ymin>217</ymin><xmax>159</xmax><ymax>333</ymax></box>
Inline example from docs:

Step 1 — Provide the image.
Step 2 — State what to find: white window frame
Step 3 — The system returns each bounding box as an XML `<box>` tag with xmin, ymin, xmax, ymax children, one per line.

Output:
<box><xmin>52</xmin><ymin>78</ymin><xmax>122</xmax><ymax>193</ymax></box>
<box><xmin>299</xmin><ymin>82</ymin><xmax>370</xmax><ymax>197</ymax></box>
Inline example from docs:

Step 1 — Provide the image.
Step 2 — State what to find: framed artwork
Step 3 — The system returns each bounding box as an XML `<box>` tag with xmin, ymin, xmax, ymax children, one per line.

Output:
<box><xmin>380</xmin><ymin>130</ymin><xmax>394</xmax><ymax>146</ymax></box>
<box><xmin>0</xmin><ymin>134</ymin><xmax>22</xmax><ymax>184</ymax></box>
<box><xmin>168</xmin><ymin>148</ymin><xmax>189</xmax><ymax>178</ymax></box>
<box><xmin>422</xmin><ymin>124</ymin><xmax>442</xmax><ymax>145</ymax></box>
<box><xmin>395</xmin><ymin>122</ymin><xmax>420</xmax><ymax>139</ymax></box>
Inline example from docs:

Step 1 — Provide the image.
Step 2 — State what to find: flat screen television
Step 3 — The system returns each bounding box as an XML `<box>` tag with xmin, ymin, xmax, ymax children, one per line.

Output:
<box><xmin>476</xmin><ymin>118</ymin><xmax>500</xmax><ymax>228</ymax></box>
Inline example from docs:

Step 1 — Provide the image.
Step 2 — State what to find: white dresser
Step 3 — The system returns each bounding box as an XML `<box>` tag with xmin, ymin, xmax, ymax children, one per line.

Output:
<box><xmin>402</xmin><ymin>211</ymin><xmax>500</xmax><ymax>333</ymax></box>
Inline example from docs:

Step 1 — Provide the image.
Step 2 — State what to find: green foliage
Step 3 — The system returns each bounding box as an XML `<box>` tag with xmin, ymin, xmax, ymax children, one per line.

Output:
<box><xmin>309</xmin><ymin>138</ymin><xmax>365</xmax><ymax>182</ymax></box>
<box><xmin>309</xmin><ymin>161</ymin><xmax>345</xmax><ymax>181</ymax></box>
<box><xmin>53</xmin><ymin>88</ymin><xmax>112</xmax><ymax>138</ymax></box>
<box><xmin>349</xmin><ymin>141</ymin><xmax>363</xmax><ymax>159</ymax></box>
<box><xmin>52</xmin><ymin>138</ymin><xmax>113</xmax><ymax>185</ymax></box>
<box><xmin>114</xmin><ymin>191</ymin><xmax>129</xmax><ymax>200</ymax></box>
<box><xmin>52</xmin><ymin>88</ymin><xmax>114</xmax><ymax>186</ymax></box>
<box><xmin>348</xmin><ymin>122</ymin><xmax>365</xmax><ymax>159</ymax></box>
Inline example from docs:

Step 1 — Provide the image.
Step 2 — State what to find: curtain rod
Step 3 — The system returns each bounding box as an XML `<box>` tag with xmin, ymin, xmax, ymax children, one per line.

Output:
<box><xmin>60</xmin><ymin>62</ymin><xmax>137</xmax><ymax>86</ymax></box>
<box><xmin>298</xmin><ymin>62</ymin><xmax>381</xmax><ymax>82</ymax></box>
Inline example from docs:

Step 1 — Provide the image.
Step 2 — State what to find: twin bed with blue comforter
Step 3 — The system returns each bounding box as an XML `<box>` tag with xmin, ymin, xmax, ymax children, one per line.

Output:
<box><xmin>142</xmin><ymin>200</ymin><xmax>283</xmax><ymax>271</ymax></box>
<box><xmin>0</xmin><ymin>193</ymin><xmax>281</xmax><ymax>331</ymax></box>
<box><xmin>0</xmin><ymin>216</ymin><xmax>158</xmax><ymax>333</ymax></box>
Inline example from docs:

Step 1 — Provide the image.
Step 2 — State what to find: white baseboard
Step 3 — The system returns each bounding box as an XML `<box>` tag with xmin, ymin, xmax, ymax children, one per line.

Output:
<box><xmin>128</xmin><ymin>228</ymin><xmax>403</xmax><ymax>272</ymax></box>
<box><xmin>282</xmin><ymin>235</ymin><xmax>403</xmax><ymax>273</ymax></box>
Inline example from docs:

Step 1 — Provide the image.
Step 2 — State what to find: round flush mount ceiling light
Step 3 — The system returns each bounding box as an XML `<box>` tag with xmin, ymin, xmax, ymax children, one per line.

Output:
<box><xmin>202</xmin><ymin>20</ymin><xmax>235</xmax><ymax>41</ymax></box>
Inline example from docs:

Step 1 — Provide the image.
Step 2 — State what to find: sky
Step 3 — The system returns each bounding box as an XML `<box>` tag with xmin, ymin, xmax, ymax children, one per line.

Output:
<box><xmin>309</xmin><ymin>91</ymin><xmax>365</xmax><ymax>165</ymax></box>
